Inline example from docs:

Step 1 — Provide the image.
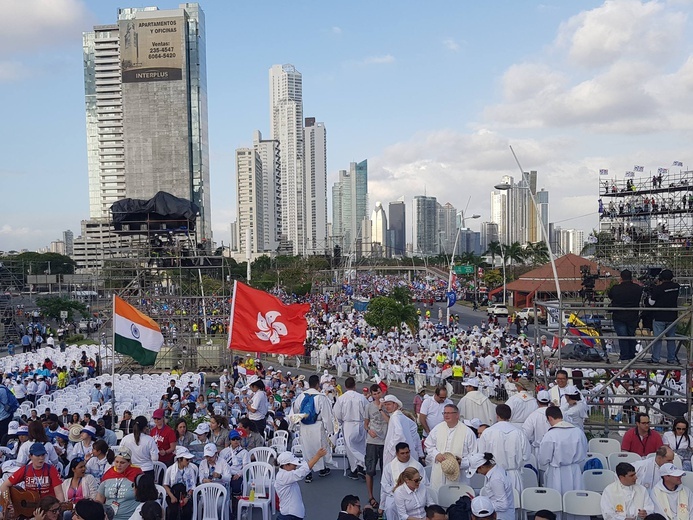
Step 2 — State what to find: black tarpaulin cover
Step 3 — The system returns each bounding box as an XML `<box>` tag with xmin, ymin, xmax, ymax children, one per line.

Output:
<box><xmin>111</xmin><ymin>191</ymin><xmax>199</xmax><ymax>233</ymax></box>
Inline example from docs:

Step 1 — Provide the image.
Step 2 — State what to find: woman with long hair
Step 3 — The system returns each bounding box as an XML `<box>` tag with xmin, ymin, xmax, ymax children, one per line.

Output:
<box><xmin>663</xmin><ymin>418</ymin><xmax>693</xmax><ymax>470</ymax></box>
<box><xmin>85</xmin><ymin>440</ymin><xmax>114</xmax><ymax>481</ymax></box>
<box><xmin>69</xmin><ymin>413</ymin><xmax>81</xmax><ymax>427</ymax></box>
<box><xmin>61</xmin><ymin>457</ymin><xmax>99</xmax><ymax>505</ymax></box>
<box><xmin>174</xmin><ymin>419</ymin><xmax>195</xmax><ymax>448</ymax></box>
<box><xmin>128</xmin><ymin>473</ymin><xmax>159</xmax><ymax>520</ymax></box>
<box><xmin>31</xmin><ymin>496</ymin><xmax>62</xmax><ymax>520</ymax></box>
<box><xmin>95</xmin><ymin>446</ymin><xmax>142</xmax><ymax>520</ymax></box>
<box><xmin>392</xmin><ymin>467</ymin><xmax>430</xmax><ymax>520</ymax></box>
<box><xmin>467</xmin><ymin>452</ymin><xmax>515</xmax><ymax>520</ymax></box>
<box><xmin>17</xmin><ymin>420</ymin><xmax>59</xmax><ymax>466</ymax></box>
<box><xmin>120</xmin><ymin>416</ymin><xmax>159</xmax><ymax>476</ymax></box>
<box><xmin>208</xmin><ymin>415</ymin><xmax>230</xmax><ymax>450</ymax></box>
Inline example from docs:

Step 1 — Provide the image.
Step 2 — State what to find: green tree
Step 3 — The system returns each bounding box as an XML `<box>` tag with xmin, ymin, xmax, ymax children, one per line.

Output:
<box><xmin>364</xmin><ymin>296</ymin><xmax>418</xmax><ymax>334</ymax></box>
<box><xmin>485</xmin><ymin>241</ymin><xmax>502</xmax><ymax>267</ymax></box>
<box><xmin>11</xmin><ymin>252</ymin><xmax>76</xmax><ymax>275</ymax></box>
<box><xmin>523</xmin><ymin>241</ymin><xmax>550</xmax><ymax>266</ymax></box>
<box><xmin>483</xmin><ymin>269</ymin><xmax>503</xmax><ymax>288</ymax></box>
<box><xmin>390</xmin><ymin>286</ymin><xmax>413</xmax><ymax>306</ymax></box>
<box><xmin>36</xmin><ymin>297</ymin><xmax>87</xmax><ymax>321</ymax></box>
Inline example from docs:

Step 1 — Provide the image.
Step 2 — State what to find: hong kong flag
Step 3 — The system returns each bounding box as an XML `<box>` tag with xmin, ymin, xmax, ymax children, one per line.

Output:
<box><xmin>228</xmin><ymin>281</ymin><xmax>311</xmax><ymax>355</ymax></box>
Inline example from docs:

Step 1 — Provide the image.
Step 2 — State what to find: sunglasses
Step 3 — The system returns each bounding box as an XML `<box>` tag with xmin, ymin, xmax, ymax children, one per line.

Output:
<box><xmin>411</xmin><ymin>477</ymin><xmax>423</xmax><ymax>483</ymax></box>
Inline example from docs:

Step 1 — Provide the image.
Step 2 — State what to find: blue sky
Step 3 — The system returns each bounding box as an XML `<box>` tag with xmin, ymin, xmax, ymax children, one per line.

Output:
<box><xmin>2</xmin><ymin>0</ymin><xmax>693</xmax><ymax>251</ymax></box>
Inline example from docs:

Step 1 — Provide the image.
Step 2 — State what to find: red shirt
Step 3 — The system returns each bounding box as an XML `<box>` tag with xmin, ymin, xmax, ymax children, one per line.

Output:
<box><xmin>8</xmin><ymin>464</ymin><xmax>62</xmax><ymax>497</ymax></box>
<box><xmin>151</xmin><ymin>425</ymin><xmax>177</xmax><ymax>464</ymax></box>
<box><xmin>621</xmin><ymin>427</ymin><xmax>663</xmax><ymax>456</ymax></box>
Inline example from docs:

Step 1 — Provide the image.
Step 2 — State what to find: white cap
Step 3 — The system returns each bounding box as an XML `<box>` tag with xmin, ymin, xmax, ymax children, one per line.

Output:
<box><xmin>194</xmin><ymin>423</ymin><xmax>210</xmax><ymax>434</ymax></box>
<box><xmin>175</xmin><ymin>446</ymin><xmax>194</xmax><ymax>459</ymax></box>
<box><xmin>471</xmin><ymin>496</ymin><xmax>495</xmax><ymax>517</ymax></box>
<box><xmin>563</xmin><ymin>385</ymin><xmax>580</xmax><ymax>396</ymax></box>
<box><xmin>203</xmin><ymin>444</ymin><xmax>217</xmax><ymax>457</ymax></box>
<box><xmin>466</xmin><ymin>452</ymin><xmax>488</xmax><ymax>478</ymax></box>
<box><xmin>464</xmin><ymin>377</ymin><xmax>480</xmax><ymax>388</ymax></box>
<box><xmin>464</xmin><ymin>418</ymin><xmax>482</xmax><ymax>430</ymax></box>
<box><xmin>536</xmin><ymin>390</ymin><xmax>551</xmax><ymax>403</ymax></box>
<box><xmin>660</xmin><ymin>463</ymin><xmax>685</xmax><ymax>477</ymax></box>
<box><xmin>277</xmin><ymin>452</ymin><xmax>301</xmax><ymax>466</ymax></box>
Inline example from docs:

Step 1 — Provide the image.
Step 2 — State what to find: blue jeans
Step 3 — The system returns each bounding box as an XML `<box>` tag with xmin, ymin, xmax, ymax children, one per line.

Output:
<box><xmin>613</xmin><ymin>319</ymin><xmax>637</xmax><ymax>360</ymax></box>
<box><xmin>652</xmin><ymin>320</ymin><xmax>677</xmax><ymax>362</ymax></box>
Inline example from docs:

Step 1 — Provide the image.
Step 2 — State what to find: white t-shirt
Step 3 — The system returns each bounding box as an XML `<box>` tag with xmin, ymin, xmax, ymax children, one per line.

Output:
<box><xmin>248</xmin><ymin>390</ymin><xmax>268</xmax><ymax>421</ymax></box>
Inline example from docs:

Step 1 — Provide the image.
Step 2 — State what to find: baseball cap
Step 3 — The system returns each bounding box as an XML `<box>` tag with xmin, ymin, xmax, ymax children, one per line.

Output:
<box><xmin>29</xmin><ymin>443</ymin><xmax>47</xmax><ymax>456</ymax></box>
<box><xmin>81</xmin><ymin>425</ymin><xmax>97</xmax><ymax>437</ymax></box>
<box><xmin>229</xmin><ymin>430</ymin><xmax>242</xmax><ymax>440</ymax></box>
<box><xmin>194</xmin><ymin>423</ymin><xmax>210</xmax><ymax>435</ymax></box>
<box><xmin>114</xmin><ymin>446</ymin><xmax>132</xmax><ymax>460</ymax></box>
<box><xmin>471</xmin><ymin>496</ymin><xmax>495</xmax><ymax>518</ymax></box>
<box><xmin>152</xmin><ymin>409</ymin><xmax>165</xmax><ymax>419</ymax></box>
<box><xmin>464</xmin><ymin>377</ymin><xmax>480</xmax><ymax>388</ymax></box>
<box><xmin>17</xmin><ymin>425</ymin><xmax>29</xmax><ymax>436</ymax></box>
<box><xmin>660</xmin><ymin>463</ymin><xmax>685</xmax><ymax>477</ymax></box>
<box><xmin>175</xmin><ymin>447</ymin><xmax>194</xmax><ymax>460</ymax></box>
<box><xmin>203</xmin><ymin>444</ymin><xmax>217</xmax><ymax>457</ymax></box>
<box><xmin>536</xmin><ymin>390</ymin><xmax>551</xmax><ymax>403</ymax></box>
<box><xmin>382</xmin><ymin>395</ymin><xmax>402</xmax><ymax>407</ymax></box>
<box><xmin>466</xmin><ymin>452</ymin><xmax>488</xmax><ymax>478</ymax></box>
<box><xmin>563</xmin><ymin>385</ymin><xmax>580</xmax><ymax>396</ymax></box>
<box><xmin>277</xmin><ymin>452</ymin><xmax>301</xmax><ymax>466</ymax></box>
<box><xmin>7</xmin><ymin>421</ymin><xmax>19</xmax><ymax>435</ymax></box>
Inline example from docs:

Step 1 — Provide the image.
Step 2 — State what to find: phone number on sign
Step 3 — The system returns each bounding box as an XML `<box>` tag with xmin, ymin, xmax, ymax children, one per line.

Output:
<box><xmin>148</xmin><ymin>53</ymin><xmax>177</xmax><ymax>59</ymax></box>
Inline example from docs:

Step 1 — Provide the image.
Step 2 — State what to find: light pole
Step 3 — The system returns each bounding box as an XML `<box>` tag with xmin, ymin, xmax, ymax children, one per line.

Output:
<box><xmin>494</xmin><ymin>146</ymin><xmax>561</xmax><ymax>303</ymax></box>
<box><xmin>447</xmin><ymin>211</ymin><xmax>481</xmax><ymax>325</ymax></box>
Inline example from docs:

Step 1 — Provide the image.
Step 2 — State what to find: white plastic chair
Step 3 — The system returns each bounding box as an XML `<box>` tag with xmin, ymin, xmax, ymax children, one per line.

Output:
<box><xmin>584</xmin><ymin>451</ymin><xmax>609</xmax><ymax>471</ymax></box>
<box><xmin>608</xmin><ymin>451</ymin><xmax>641</xmax><ymax>470</ymax></box>
<box><xmin>562</xmin><ymin>490</ymin><xmax>603</xmax><ymax>516</ymax></box>
<box><xmin>248</xmin><ymin>447</ymin><xmax>277</xmax><ymax>465</ymax></box>
<box><xmin>521</xmin><ymin>466</ymin><xmax>538</xmax><ymax>489</ymax></box>
<box><xmin>469</xmin><ymin>472</ymin><xmax>485</xmax><ymax>494</ymax></box>
<box><xmin>521</xmin><ymin>487</ymin><xmax>562</xmax><ymax>520</ymax></box>
<box><xmin>513</xmin><ymin>488</ymin><xmax>521</xmax><ymax>520</ymax></box>
<box><xmin>583</xmin><ymin>468</ymin><xmax>617</xmax><ymax>492</ymax></box>
<box><xmin>191</xmin><ymin>482</ymin><xmax>227</xmax><ymax>520</ymax></box>
<box><xmin>589</xmin><ymin>437</ymin><xmax>622</xmax><ymax>457</ymax></box>
<box><xmin>290</xmin><ymin>443</ymin><xmax>303</xmax><ymax>456</ymax></box>
<box><xmin>236</xmin><ymin>462</ymin><xmax>274</xmax><ymax>520</ymax></box>
<box><xmin>155</xmin><ymin>484</ymin><xmax>167</xmax><ymax>515</ymax></box>
<box><xmin>682</xmin><ymin>471</ymin><xmax>693</xmax><ymax>491</ymax></box>
<box><xmin>153</xmin><ymin>461</ymin><xmax>167</xmax><ymax>484</ymax></box>
<box><xmin>438</xmin><ymin>484</ymin><xmax>475</xmax><ymax>508</ymax></box>
<box><xmin>269</xmin><ymin>435</ymin><xmax>287</xmax><ymax>454</ymax></box>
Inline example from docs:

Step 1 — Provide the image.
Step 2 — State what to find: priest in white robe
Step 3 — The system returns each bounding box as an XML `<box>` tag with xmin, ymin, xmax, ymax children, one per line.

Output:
<box><xmin>382</xmin><ymin>395</ymin><xmax>422</xmax><ymax>466</ymax></box>
<box><xmin>633</xmin><ymin>446</ymin><xmax>674</xmax><ymax>491</ymax></box>
<box><xmin>332</xmin><ymin>376</ymin><xmax>368</xmax><ymax>476</ymax></box>
<box><xmin>506</xmin><ymin>385</ymin><xmax>539</xmax><ymax>425</ymax></box>
<box><xmin>522</xmin><ymin>390</ymin><xmax>552</xmax><ymax>483</ymax></box>
<box><xmin>538</xmin><ymin>405</ymin><xmax>588</xmax><ymax>495</ymax></box>
<box><xmin>601</xmin><ymin>461</ymin><xmax>654</xmax><ymax>520</ymax></box>
<box><xmin>478</xmin><ymin>403</ymin><xmax>530</xmax><ymax>495</ymax></box>
<box><xmin>649</xmin><ymin>463</ymin><xmax>693</xmax><ymax>520</ymax></box>
<box><xmin>457</xmin><ymin>378</ymin><xmax>496</xmax><ymax>425</ymax></box>
<box><xmin>424</xmin><ymin>403</ymin><xmax>477</xmax><ymax>491</ymax></box>
<box><xmin>380</xmin><ymin>441</ymin><xmax>427</xmax><ymax>520</ymax></box>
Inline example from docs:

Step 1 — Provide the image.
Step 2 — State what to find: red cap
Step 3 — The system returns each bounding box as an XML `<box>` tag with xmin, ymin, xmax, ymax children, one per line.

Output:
<box><xmin>152</xmin><ymin>409</ymin><xmax>165</xmax><ymax>419</ymax></box>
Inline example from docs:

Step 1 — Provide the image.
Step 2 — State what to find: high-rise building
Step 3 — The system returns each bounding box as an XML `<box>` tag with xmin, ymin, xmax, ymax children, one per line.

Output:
<box><xmin>490</xmin><ymin>174</ymin><xmax>534</xmax><ymax>246</ymax></box>
<box><xmin>269</xmin><ymin>64</ymin><xmax>303</xmax><ymax>255</ymax></box>
<box><xmin>253</xmin><ymin>130</ymin><xmax>280</xmax><ymax>252</ymax></box>
<box><xmin>413</xmin><ymin>196</ymin><xmax>438</xmax><ymax>256</ymax></box>
<box><xmin>438</xmin><ymin>202</ymin><xmax>457</xmax><ymax>255</ymax></box>
<box><xmin>536</xmin><ymin>188</ymin><xmax>549</xmax><ymax>243</ymax></box>
<box><xmin>388</xmin><ymin>199</ymin><xmax>406</xmax><ymax>257</ymax></box>
<box><xmin>480</xmin><ymin>222</ymin><xmax>499</xmax><ymax>252</ymax></box>
<box><xmin>303</xmin><ymin>118</ymin><xmax>327</xmax><ymax>255</ymax></box>
<box><xmin>458</xmin><ymin>229</ymin><xmax>481</xmax><ymax>256</ymax></box>
<box><xmin>371</xmin><ymin>202</ymin><xmax>388</xmax><ymax>258</ymax></box>
<box><xmin>235</xmin><ymin>148</ymin><xmax>264</xmax><ymax>254</ymax></box>
<box><xmin>331</xmin><ymin>160</ymin><xmax>368</xmax><ymax>254</ymax></box>
<box><xmin>554</xmin><ymin>227</ymin><xmax>585</xmax><ymax>256</ymax></box>
<box><xmin>63</xmin><ymin>230</ymin><xmax>74</xmax><ymax>256</ymax></box>
<box><xmin>83</xmin><ymin>3</ymin><xmax>211</xmax><ymax>243</ymax></box>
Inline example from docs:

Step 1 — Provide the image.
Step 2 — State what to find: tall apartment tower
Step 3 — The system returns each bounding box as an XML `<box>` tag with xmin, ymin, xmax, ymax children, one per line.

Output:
<box><xmin>371</xmin><ymin>202</ymin><xmax>388</xmax><ymax>258</ymax></box>
<box><xmin>253</xmin><ymin>130</ymin><xmax>280</xmax><ymax>252</ymax></box>
<box><xmin>413</xmin><ymin>196</ymin><xmax>438</xmax><ymax>256</ymax></box>
<box><xmin>480</xmin><ymin>222</ymin><xmax>499</xmax><ymax>253</ymax></box>
<box><xmin>388</xmin><ymin>199</ymin><xmax>406</xmax><ymax>257</ymax></box>
<box><xmin>438</xmin><ymin>202</ymin><xmax>457</xmax><ymax>255</ymax></box>
<box><xmin>331</xmin><ymin>160</ymin><xmax>368</xmax><ymax>254</ymax></box>
<box><xmin>269</xmin><ymin>64</ymin><xmax>303</xmax><ymax>255</ymax></box>
<box><xmin>536</xmin><ymin>188</ymin><xmax>549</xmax><ymax>243</ymax></box>
<box><xmin>235</xmin><ymin>148</ymin><xmax>264</xmax><ymax>254</ymax></box>
<box><xmin>303</xmin><ymin>118</ymin><xmax>327</xmax><ymax>255</ymax></box>
<box><xmin>62</xmin><ymin>230</ymin><xmax>74</xmax><ymax>256</ymax></box>
<box><xmin>83</xmin><ymin>3</ymin><xmax>211</xmax><ymax>243</ymax></box>
<box><xmin>490</xmin><ymin>174</ymin><xmax>532</xmax><ymax>246</ymax></box>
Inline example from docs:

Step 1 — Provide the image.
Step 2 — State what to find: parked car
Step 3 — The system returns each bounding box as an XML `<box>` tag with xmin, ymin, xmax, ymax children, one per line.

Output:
<box><xmin>516</xmin><ymin>307</ymin><xmax>547</xmax><ymax>324</ymax></box>
<box><xmin>487</xmin><ymin>304</ymin><xmax>509</xmax><ymax>317</ymax></box>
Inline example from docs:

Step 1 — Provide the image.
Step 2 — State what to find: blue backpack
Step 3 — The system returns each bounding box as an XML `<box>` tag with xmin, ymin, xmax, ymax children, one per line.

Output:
<box><xmin>1</xmin><ymin>386</ymin><xmax>18</xmax><ymax>417</ymax></box>
<box><xmin>583</xmin><ymin>457</ymin><xmax>604</xmax><ymax>471</ymax></box>
<box><xmin>299</xmin><ymin>394</ymin><xmax>319</xmax><ymax>425</ymax></box>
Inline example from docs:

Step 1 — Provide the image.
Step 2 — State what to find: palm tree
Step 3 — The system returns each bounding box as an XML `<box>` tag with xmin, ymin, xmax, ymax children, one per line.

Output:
<box><xmin>485</xmin><ymin>241</ymin><xmax>502</xmax><ymax>267</ymax></box>
<box><xmin>524</xmin><ymin>241</ymin><xmax>550</xmax><ymax>266</ymax></box>
<box><xmin>501</xmin><ymin>242</ymin><xmax>525</xmax><ymax>266</ymax></box>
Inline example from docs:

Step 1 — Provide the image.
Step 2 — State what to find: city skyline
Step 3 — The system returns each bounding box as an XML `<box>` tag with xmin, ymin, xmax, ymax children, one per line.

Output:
<box><xmin>2</xmin><ymin>1</ymin><xmax>693</xmax><ymax>251</ymax></box>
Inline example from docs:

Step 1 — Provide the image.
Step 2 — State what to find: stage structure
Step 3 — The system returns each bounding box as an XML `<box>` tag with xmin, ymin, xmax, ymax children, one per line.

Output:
<box><xmin>104</xmin><ymin>192</ymin><xmax>233</xmax><ymax>372</ymax></box>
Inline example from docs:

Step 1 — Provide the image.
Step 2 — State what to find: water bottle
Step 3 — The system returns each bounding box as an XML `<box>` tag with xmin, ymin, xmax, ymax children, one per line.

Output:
<box><xmin>249</xmin><ymin>480</ymin><xmax>255</xmax><ymax>502</ymax></box>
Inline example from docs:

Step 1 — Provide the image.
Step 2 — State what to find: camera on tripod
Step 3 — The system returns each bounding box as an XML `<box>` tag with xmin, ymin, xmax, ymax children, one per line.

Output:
<box><xmin>579</xmin><ymin>264</ymin><xmax>600</xmax><ymax>300</ymax></box>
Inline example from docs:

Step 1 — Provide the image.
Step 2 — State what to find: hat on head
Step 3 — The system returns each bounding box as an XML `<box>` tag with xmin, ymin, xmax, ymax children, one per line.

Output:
<box><xmin>464</xmin><ymin>418</ymin><xmax>482</xmax><ymax>430</ymax></box>
<box><xmin>203</xmin><ymin>444</ymin><xmax>217</xmax><ymax>457</ymax></box>
<box><xmin>563</xmin><ymin>385</ymin><xmax>580</xmax><ymax>396</ymax></box>
<box><xmin>175</xmin><ymin>446</ymin><xmax>194</xmax><ymax>460</ymax></box>
<box><xmin>81</xmin><ymin>425</ymin><xmax>97</xmax><ymax>437</ymax></box>
<box><xmin>247</xmin><ymin>375</ymin><xmax>260</xmax><ymax>385</ymax></box>
<box><xmin>171</xmin><ymin>394</ymin><xmax>179</xmax><ymax>400</ymax></box>
<box><xmin>464</xmin><ymin>377</ymin><xmax>480</xmax><ymax>388</ymax></box>
<box><xmin>229</xmin><ymin>430</ymin><xmax>242</xmax><ymax>440</ymax></box>
<box><xmin>297</xmin><ymin>375</ymin><xmax>305</xmax><ymax>381</ymax></box>
<box><xmin>440</xmin><ymin>452</ymin><xmax>460</xmax><ymax>481</ymax></box>
<box><xmin>152</xmin><ymin>409</ymin><xmax>165</xmax><ymax>419</ymax></box>
<box><xmin>210</xmin><ymin>383</ymin><xmax>218</xmax><ymax>387</ymax></box>
<box><xmin>55</xmin><ymin>428</ymin><xmax>69</xmax><ymax>441</ymax></box>
<box><xmin>659</xmin><ymin>269</ymin><xmax>674</xmax><ymax>281</ymax></box>
<box><xmin>471</xmin><ymin>496</ymin><xmax>496</xmax><ymax>518</ymax></box>
<box><xmin>112</xmin><ymin>446</ymin><xmax>131</xmax><ymax>460</ymax></box>
<box><xmin>466</xmin><ymin>452</ymin><xmax>488</xmax><ymax>478</ymax></box>
<box><xmin>17</xmin><ymin>425</ymin><xmax>29</xmax><ymax>436</ymax></box>
<box><xmin>7</xmin><ymin>421</ymin><xmax>19</xmax><ymax>435</ymax></box>
<box><xmin>69</xmin><ymin>424</ymin><xmax>83</xmax><ymax>443</ymax></box>
<box><xmin>29</xmin><ymin>443</ymin><xmax>47</xmax><ymax>456</ymax></box>
<box><xmin>194</xmin><ymin>422</ymin><xmax>210</xmax><ymax>435</ymax></box>
<box><xmin>536</xmin><ymin>390</ymin><xmax>551</xmax><ymax>403</ymax></box>
<box><xmin>277</xmin><ymin>452</ymin><xmax>301</xmax><ymax>466</ymax></box>
<box><xmin>515</xmin><ymin>378</ymin><xmax>532</xmax><ymax>390</ymax></box>
<box><xmin>660</xmin><ymin>463</ymin><xmax>685</xmax><ymax>477</ymax></box>
<box><xmin>382</xmin><ymin>395</ymin><xmax>402</xmax><ymax>408</ymax></box>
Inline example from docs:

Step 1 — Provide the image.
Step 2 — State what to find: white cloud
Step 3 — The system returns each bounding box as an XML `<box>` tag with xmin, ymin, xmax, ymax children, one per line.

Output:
<box><xmin>0</xmin><ymin>0</ymin><xmax>93</xmax><ymax>55</ymax></box>
<box><xmin>360</xmin><ymin>54</ymin><xmax>395</xmax><ymax>65</ymax></box>
<box><xmin>443</xmin><ymin>38</ymin><xmax>460</xmax><ymax>52</ymax></box>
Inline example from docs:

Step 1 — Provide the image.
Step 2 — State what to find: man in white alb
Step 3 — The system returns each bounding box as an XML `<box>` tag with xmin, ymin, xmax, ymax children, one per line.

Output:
<box><xmin>333</xmin><ymin>376</ymin><xmax>368</xmax><ymax>479</ymax></box>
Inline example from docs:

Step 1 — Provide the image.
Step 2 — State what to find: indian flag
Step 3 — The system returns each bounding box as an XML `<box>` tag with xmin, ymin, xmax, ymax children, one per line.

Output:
<box><xmin>113</xmin><ymin>296</ymin><xmax>164</xmax><ymax>366</ymax></box>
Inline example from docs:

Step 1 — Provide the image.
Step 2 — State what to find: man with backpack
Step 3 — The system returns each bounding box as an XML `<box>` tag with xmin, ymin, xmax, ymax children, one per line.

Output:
<box><xmin>292</xmin><ymin>374</ymin><xmax>336</xmax><ymax>482</ymax></box>
<box><xmin>0</xmin><ymin>380</ymin><xmax>19</xmax><ymax>441</ymax></box>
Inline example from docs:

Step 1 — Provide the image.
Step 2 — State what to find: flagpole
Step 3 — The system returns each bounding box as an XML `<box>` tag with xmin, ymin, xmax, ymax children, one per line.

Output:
<box><xmin>227</xmin><ymin>280</ymin><xmax>238</xmax><ymax>359</ymax></box>
<box><xmin>111</xmin><ymin>295</ymin><xmax>116</xmax><ymax>413</ymax></box>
